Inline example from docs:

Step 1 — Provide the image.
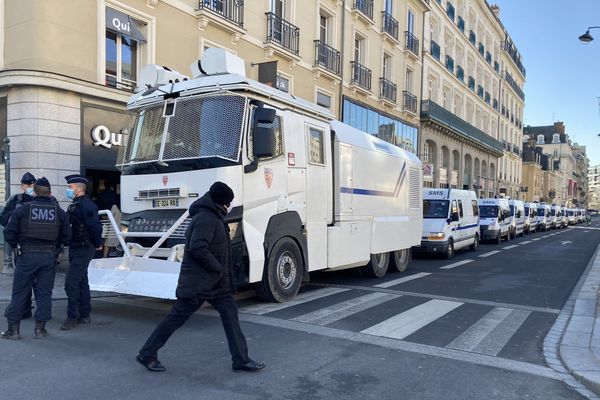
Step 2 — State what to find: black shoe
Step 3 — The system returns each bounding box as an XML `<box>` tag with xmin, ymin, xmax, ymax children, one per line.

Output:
<box><xmin>77</xmin><ymin>317</ymin><xmax>91</xmax><ymax>324</ymax></box>
<box><xmin>34</xmin><ymin>321</ymin><xmax>47</xmax><ymax>339</ymax></box>
<box><xmin>1</xmin><ymin>321</ymin><xmax>21</xmax><ymax>340</ymax></box>
<box><xmin>60</xmin><ymin>318</ymin><xmax>78</xmax><ymax>331</ymax></box>
<box><xmin>136</xmin><ymin>354</ymin><xmax>166</xmax><ymax>372</ymax></box>
<box><xmin>232</xmin><ymin>360</ymin><xmax>265</xmax><ymax>372</ymax></box>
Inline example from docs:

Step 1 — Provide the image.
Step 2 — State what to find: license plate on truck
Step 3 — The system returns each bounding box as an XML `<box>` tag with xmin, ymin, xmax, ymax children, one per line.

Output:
<box><xmin>152</xmin><ymin>199</ymin><xmax>179</xmax><ymax>208</ymax></box>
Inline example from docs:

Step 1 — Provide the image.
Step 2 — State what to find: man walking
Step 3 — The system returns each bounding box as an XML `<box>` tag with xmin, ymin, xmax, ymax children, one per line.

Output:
<box><xmin>61</xmin><ymin>174</ymin><xmax>103</xmax><ymax>331</ymax></box>
<box><xmin>137</xmin><ymin>182</ymin><xmax>264</xmax><ymax>373</ymax></box>
<box><xmin>1</xmin><ymin>177</ymin><xmax>70</xmax><ymax>339</ymax></box>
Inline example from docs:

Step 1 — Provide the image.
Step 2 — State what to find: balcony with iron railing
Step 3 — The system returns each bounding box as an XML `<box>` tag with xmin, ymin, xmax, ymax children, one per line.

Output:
<box><xmin>314</xmin><ymin>40</ymin><xmax>341</xmax><ymax>76</ymax></box>
<box><xmin>405</xmin><ymin>31</ymin><xmax>420</xmax><ymax>57</ymax></box>
<box><xmin>430</xmin><ymin>40</ymin><xmax>440</xmax><ymax>60</ymax></box>
<box><xmin>351</xmin><ymin>61</ymin><xmax>372</xmax><ymax>91</ymax></box>
<box><xmin>403</xmin><ymin>91</ymin><xmax>418</xmax><ymax>114</ymax></box>
<box><xmin>381</xmin><ymin>11</ymin><xmax>399</xmax><ymax>40</ymax></box>
<box><xmin>266</xmin><ymin>12</ymin><xmax>300</xmax><ymax>55</ymax></box>
<box><xmin>379</xmin><ymin>77</ymin><xmax>397</xmax><ymax>103</ymax></box>
<box><xmin>456</xmin><ymin>65</ymin><xmax>464</xmax><ymax>82</ymax></box>
<box><xmin>421</xmin><ymin>100</ymin><xmax>504</xmax><ymax>156</ymax></box>
<box><xmin>445</xmin><ymin>55</ymin><xmax>454</xmax><ymax>73</ymax></box>
<box><xmin>353</xmin><ymin>0</ymin><xmax>374</xmax><ymax>21</ymax></box>
<box><xmin>197</xmin><ymin>0</ymin><xmax>244</xmax><ymax>28</ymax></box>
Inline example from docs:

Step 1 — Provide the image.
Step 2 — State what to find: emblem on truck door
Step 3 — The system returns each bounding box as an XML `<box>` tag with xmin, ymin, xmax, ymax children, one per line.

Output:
<box><xmin>264</xmin><ymin>168</ymin><xmax>273</xmax><ymax>189</ymax></box>
<box><xmin>162</xmin><ymin>176</ymin><xmax>168</xmax><ymax>187</ymax></box>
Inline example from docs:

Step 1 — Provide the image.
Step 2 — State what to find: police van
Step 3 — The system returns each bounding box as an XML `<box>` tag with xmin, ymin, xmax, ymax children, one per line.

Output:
<box><xmin>567</xmin><ymin>208</ymin><xmax>576</xmax><ymax>225</ymax></box>
<box><xmin>479</xmin><ymin>198</ymin><xmax>511</xmax><ymax>244</ymax></box>
<box><xmin>559</xmin><ymin>206</ymin><xmax>568</xmax><ymax>228</ymax></box>
<box><xmin>524</xmin><ymin>202</ymin><xmax>538</xmax><ymax>233</ymax></box>
<box><xmin>417</xmin><ymin>189</ymin><xmax>479</xmax><ymax>259</ymax></box>
<box><xmin>508</xmin><ymin>199</ymin><xmax>525</xmax><ymax>238</ymax></box>
<box><xmin>537</xmin><ymin>204</ymin><xmax>551</xmax><ymax>231</ymax></box>
<box><xmin>550</xmin><ymin>205</ymin><xmax>561</xmax><ymax>229</ymax></box>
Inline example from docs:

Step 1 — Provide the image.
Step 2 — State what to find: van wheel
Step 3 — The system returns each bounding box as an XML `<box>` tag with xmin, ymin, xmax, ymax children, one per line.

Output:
<box><xmin>360</xmin><ymin>252</ymin><xmax>390</xmax><ymax>278</ymax></box>
<box><xmin>255</xmin><ymin>237</ymin><xmax>303</xmax><ymax>303</ymax></box>
<box><xmin>470</xmin><ymin>234</ymin><xmax>479</xmax><ymax>251</ymax></box>
<box><xmin>390</xmin><ymin>249</ymin><xmax>410</xmax><ymax>272</ymax></box>
<box><xmin>496</xmin><ymin>232</ymin><xmax>502</xmax><ymax>244</ymax></box>
<box><xmin>445</xmin><ymin>239</ymin><xmax>455</xmax><ymax>259</ymax></box>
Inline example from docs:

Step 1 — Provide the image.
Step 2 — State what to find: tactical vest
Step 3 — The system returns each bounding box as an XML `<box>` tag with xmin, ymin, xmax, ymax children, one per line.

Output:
<box><xmin>19</xmin><ymin>203</ymin><xmax>60</xmax><ymax>242</ymax></box>
<box><xmin>68</xmin><ymin>202</ymin><xmax>89</xmax><ymax>245</ymax></box>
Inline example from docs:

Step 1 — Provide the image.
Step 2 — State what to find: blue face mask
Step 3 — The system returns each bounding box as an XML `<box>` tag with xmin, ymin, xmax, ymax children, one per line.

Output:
<box><xmin>65</xmin><ymin>188</ymin><xmax>75</xmax><ymax>200</ymax></box>
<box><xmin>25</xmin><ymin>187</ymin><xmax>34</xmax><ymax>196</ymax></box>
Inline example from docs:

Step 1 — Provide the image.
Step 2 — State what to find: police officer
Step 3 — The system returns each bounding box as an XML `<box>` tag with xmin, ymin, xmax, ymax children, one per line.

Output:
<box><xmin>61</xmin><ymin>175</ymin><xmax>103</xmax><ymax>331</ymax></box>
<box><xmin>1</xmin><ymin>177</ymin><xmax>70</xmax><ymax>339</ymax></box>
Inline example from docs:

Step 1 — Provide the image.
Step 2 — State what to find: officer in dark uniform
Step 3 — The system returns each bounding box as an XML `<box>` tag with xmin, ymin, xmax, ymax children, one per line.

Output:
<box><xmin>1</xmin><ymin>177</ymin><xmax>70</xmax><ymax>339</ymax></box>
<box><xmin>61</xmin><ymin>174</ymin><xmax>103</xmax><ymax>331</ymax></box>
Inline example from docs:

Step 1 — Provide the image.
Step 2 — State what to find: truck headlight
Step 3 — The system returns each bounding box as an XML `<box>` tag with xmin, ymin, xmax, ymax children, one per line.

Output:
<box><xmin>428</xmin><ymin>232</ymin><xmax>445</xmax><ymax>240</ymax></box>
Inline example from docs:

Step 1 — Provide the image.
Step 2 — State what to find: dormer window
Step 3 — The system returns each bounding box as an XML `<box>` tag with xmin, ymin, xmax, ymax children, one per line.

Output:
<box><xmin>552</xmin><ymin>133</ymin><xmax>560</xmax><ymax>144</ymax></box>
<box><xmin>537</xmin><ymin>134</ymin><xmax>544</xmax><ymax>144</ymax></box>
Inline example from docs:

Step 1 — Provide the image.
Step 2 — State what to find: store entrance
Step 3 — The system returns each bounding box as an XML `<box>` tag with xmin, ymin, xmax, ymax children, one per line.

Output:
<box><xmin>85</xmin><ymin>169</ymin><xmax>121</xmax><ymax>212</ymax></box>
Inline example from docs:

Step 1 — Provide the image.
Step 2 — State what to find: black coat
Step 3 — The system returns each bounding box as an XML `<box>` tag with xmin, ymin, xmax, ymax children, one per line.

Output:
<box><xmin>175</xmin><ymin>193</ymin><xmax>234</xmax><ymax>300</ymax></box>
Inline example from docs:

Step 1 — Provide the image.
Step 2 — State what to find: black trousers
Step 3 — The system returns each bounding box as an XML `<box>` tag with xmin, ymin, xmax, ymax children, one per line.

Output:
<box><xmin>139</xmin><ymin>294</ymin><xmax>250</xmax><ymax>366</ymax></box>
<box><xmin>65</xmin><ymin>245</ymin><xmax>95</xmax><ymax>319</ymax></box>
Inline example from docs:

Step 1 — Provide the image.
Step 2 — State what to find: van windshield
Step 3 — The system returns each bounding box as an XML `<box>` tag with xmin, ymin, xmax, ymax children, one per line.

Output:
<box><xmin>423</xmin><ymin>200</ymin><xmax>449</xmax><ymax>219</ymax></box>
<box><xmin>538</xmin><ymin>208</ymin><xmax>545</xmax><ymax>216</ymax></box>
<box><xmin>568</xmin><ymin>210</ymin><xmax>574</xmax><ymax>216</ymax></box>
<box><xmin>524</xmin><ymin>206</ymin><xmax>529</xmax><ymax>215</ymax></box>
<box><xmin>479</xmin><ymin>206</ymin><xmax>499</xmax><ymax>218</ymax></box>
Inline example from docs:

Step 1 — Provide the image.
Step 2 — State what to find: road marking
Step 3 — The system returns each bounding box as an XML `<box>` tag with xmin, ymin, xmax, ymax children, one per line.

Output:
<box><xmin>440</xmin><ymin>259</ymin><xmax>474</xmax><ymax>270</ymax></box>
<box><xmin>447</xmin><ymin>308</ymin><xmax>531</xmax><ymax>356</ymax></box>
<box><xmin>374</xmin><ymin>272</ymin><xmax>431</xmax><ymax>288</ymax></box>
<box><xmin>502</xmin><ymin>245</ymin><xmax>519</xmax><ymax>250</ymax></box>
<box><xmin>361</xmin><ymin>299</ymin><xmax>463</xmax><ymax>339</ymax></box>
<box><xmin>240</xmin><ymin>287</ymin><xmax>349</xmax><ymax>315</ymax></box>
<box><xmin>561</xmin><ymin>241</ymin><xmax>573</xmax><ymax>245</ymax></box>
<box><xmin>478</xmin><ymin>250</ymin><xmax>501</xmax><ymax>258</ymax></box>
<box><xmin>532</xmin><ymin>238</ymin><xmax>541</xmax><ymax>241</ymax></box>
<box><xmin>541</xmin><ymin>235</ymin><xmax>551</xmax><ymax>238</ymax></box>
<box><xmin>519</xmin><ymin>241</ymin><xmax>532</xmax><ymax>245</ymax></box>
<box><xmin>291</xmin><ymin>292</ymin><xmax>400</xmax><ymax>325</ymax></box>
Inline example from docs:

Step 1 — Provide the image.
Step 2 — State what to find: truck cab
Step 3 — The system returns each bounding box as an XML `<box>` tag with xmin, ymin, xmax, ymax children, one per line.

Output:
<box><xmin>479</xmin><ymin>198</ymin><xmax>511</xmax><ymax>244</ymax></box>
<box><xmin>417</xmin><ymin>189</ymin><xmax>480</xmax><ymax>259</ymax></box>
<box><xmin>508</xmin><ymin>199</ymin><xmax>525</xmax><ymax>238</ymax></box>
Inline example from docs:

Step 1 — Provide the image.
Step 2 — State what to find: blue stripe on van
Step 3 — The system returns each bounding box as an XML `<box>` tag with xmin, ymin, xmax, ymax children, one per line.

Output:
<box><xmin>451</xmin><ymin>223</ymin><xmax>480</xmax><ymax>231</ymax></box>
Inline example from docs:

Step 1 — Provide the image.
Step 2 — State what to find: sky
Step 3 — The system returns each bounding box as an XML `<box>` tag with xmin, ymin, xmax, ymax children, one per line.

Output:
<box><xmin>493</xmin><ymin>0</ymin><xmax>600</xmax><ymax>165</ymax></box>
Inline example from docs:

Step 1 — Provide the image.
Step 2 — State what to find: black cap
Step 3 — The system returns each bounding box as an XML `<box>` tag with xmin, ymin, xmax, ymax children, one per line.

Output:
<box><xmin>21</xmin><ymin>172</ymin><xmax>36</xmax><ymax>184</ymax></box>
<box><xmin>65</xmin><ymin>174</ymin><xmax>88</xmax><ymax>185</ymax></box>
<box><xmin>34</xmin><ymin>177</ymin><xmax>51</xmax><ymax>189</ymax></box>
<box><xmin>209</xmin><ymin>181</ymin><xmax>234</xmax><ymax>206</ymax></box>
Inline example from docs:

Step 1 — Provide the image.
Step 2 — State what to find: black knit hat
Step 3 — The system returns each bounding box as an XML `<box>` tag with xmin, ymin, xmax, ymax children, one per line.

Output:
<box><xmin>34</xmin><ymin>177</ymin><xmax>51</xmax><ymax>190</ymax></box>
<box><xmin>21</xmin><ymin>172</ymin><xmax>36</xmax><ymax>184</ymax></box>
<box><xmin>209</xmin><ymin>181</ymin><xmax>234</xmax><ymax>206</ymax></box>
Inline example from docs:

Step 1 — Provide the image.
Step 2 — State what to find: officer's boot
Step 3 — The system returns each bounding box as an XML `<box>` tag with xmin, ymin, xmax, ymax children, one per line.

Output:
<box><xmin>1</xmin><ymin>320</ymin><xmax>21</xmax><ymax>340</ymax></box>
<box><xmin>34</xmin><ymin>321</ymin><xmax>47</xmax><ymax>339</ymax></box>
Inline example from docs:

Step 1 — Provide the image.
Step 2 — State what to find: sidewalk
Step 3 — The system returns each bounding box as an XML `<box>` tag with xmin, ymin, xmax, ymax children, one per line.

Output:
<box><xmin>548</xmin><ymin>241</ymin><xmax>600</xmax><ymax>398</ymax></box>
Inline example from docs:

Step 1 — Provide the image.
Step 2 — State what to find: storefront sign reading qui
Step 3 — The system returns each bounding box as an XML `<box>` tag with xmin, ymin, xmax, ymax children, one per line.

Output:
<box><xmin>91</xmin><ymin>125</ymin><xmax>124</xmax><ymax>149</ymax></box>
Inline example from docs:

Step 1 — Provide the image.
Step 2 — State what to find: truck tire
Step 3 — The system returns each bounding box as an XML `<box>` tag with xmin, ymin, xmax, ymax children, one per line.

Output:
<box><xmin>254</xmin><ymin>237</ymin><xmax>303</xmax><ymax>303</ymax></box>
<box><xmin>390</xmin><ymin>249</ymin><xmax>410</xmax><ymax>272</ymax></box>
<box><xmin>469</xmin><ymin>234</ymin><xmax>479</xmax><ymax>251</ymax></box>
<box><xmin>445</xmin><ymin>239</ymin><xmax>455</xmax><ymax>259</ymax></box>
<box><xmin>360</xmin><ymin>252</ymin><xmax>390</xmax><ymax>278</ymax></box>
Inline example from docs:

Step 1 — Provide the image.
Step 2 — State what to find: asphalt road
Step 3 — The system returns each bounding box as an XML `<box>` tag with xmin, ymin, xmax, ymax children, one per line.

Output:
<box><xmin>1</xmin><ymin>220</ymin><xmax>599</xmax><ymax>400</ymax></box>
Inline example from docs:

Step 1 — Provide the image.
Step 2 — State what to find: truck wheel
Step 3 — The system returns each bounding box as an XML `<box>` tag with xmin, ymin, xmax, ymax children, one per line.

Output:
<box><xmin>360</xmin><ymin>252</ymin><xmax>390</xmax><ymax>278</ymax></box>
<box><xmin>255</xmin><ymin>237</ymin><xmax>303</xmax><ymax>303</ymax></box>
<box><xmin>496</xmin><ymin>232</ymin><xmax>502</xmax><ymax>244</ymax></box>
<box><xmin>469</xmin><ymin>234</ymin><xmax>479</xmax><ymax>251</ymax></box>
<box><xmin>390</xmin><ymin>249</ymin><xmax>410</xmax><ymax>272</ymax></box>
<box><xmin>445</xmin><ymin>239</ymin><xmax>455</xmax><ymax>259</ymax></box>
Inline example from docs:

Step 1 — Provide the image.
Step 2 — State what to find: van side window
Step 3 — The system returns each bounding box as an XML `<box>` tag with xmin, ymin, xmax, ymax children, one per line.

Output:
<box><xmin>309</xmin><ymin>127</ymin><xmax>325</xmax><ymax>165</ymax></box>
<box><xmin>248</xmin><ymin>113</ymin><xmax>284</xmax><ymax>161</ymax></box>
<box><xmin>451</xmin><ymin>200</ymin><xmax>458</xmax><ymax>217</ymax></box>
<box><xmin>458</xmin><ymin>200</ymin><xmax>464</xmax><ymax>218</ymax></box>
<box><xmin>516</xmin><ymin>208</ymin><xmax>521</xmax><ymax>218</ymax></box>
<box><xmin>471</xmin><ymin>200</ymin><xmax>479</xmax><ymax>216</ymax></box>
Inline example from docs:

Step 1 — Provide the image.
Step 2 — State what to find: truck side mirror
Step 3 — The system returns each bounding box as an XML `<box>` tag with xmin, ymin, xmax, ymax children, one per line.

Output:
<box><xmin>253</xmin><ymin>127</ymin><xmax>275</xmax><ymax>159</ymax></box>
<box><xmin>254</xmin><ymin>108</ymin><xmax>276</xmax><ymax>124</ymax></box>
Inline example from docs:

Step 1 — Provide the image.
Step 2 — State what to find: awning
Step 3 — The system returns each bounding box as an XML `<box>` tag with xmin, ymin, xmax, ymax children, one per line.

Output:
<box><xmin>106</xmin><ymin>7</ymin><xmax>146</xmax><ymax>43</ymax></box>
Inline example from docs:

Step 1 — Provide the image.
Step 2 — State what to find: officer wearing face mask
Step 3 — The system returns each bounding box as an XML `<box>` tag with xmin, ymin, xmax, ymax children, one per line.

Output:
<box><xmin>60</xmin><ymin>175</ymin><xmax>103</xmax><ymax>331</ymax></box>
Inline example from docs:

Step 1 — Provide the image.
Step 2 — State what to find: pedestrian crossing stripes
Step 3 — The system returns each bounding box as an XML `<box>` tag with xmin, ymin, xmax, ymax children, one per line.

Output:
<box><xmin>479</xmin><ymin>250</ymin><xmax>501</xmax><ymax>258</ymax></box>
<box><xmin>361</xmin><ymin>299</ymin><xmax>463</xmax><ymax>340</ymax></box>
<box><xmin>374</xmin><ymin>272</ymin><xmax>431</xmax><ymax>288</ymax></box>
<box><xmin>440</xmin><ymin>259</ymin><xmax>474</xmax><ymax>270</ymax></box>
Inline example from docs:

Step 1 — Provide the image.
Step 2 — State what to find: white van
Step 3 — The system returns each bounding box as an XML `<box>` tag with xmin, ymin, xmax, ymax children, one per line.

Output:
<box><xmin>479</xmin><ymin>198</ymin><xmax>511</xmax><ymax>244</ymax></box>
<box><xmin>537</xmin><ymin>204</ymin><xmax>551</xmax><ymax>231</ymax></box>
<box><xmin>524</xmin><ymin>202</ymin><xmax>538</xmax><ymax>233</ymax></box>
<box><xmin>567</xmin><ymin>208</ymin><xmax>576</xmax><ymax>225</ymax></box>
<box><xmin>577</xmin><ymin>209</ymin><xmax>585</xmax><ymax>223</ymax></box>
<box><xmin>418</xmin><ymin>189</ymin><xmax>480</xmax><ymax>259</ymax></box>
<box><xmin>550</xmin><ymin>205</ymin><xmax>561</xmax><ymax>229</ymax></box>
<box><xmin>508</xmin><ymin>200</ymin><xmax>526</xmax><ymax>238</ymax></box>
<box><xmin>560</xmin><ymin>206</ymin><xmax>568</xmax><ymax>228</ymax></box>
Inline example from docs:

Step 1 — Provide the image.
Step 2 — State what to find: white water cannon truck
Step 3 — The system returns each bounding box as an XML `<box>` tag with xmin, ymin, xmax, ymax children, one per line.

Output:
<box><xmin>89</xmin><ymin>48</ymin><xmax>423</xmax><ymax>303</ymax></box>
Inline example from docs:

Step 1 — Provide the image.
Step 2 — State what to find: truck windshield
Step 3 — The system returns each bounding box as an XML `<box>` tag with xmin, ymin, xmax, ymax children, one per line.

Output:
<box><xmin>423</xmin><ymin>200</ymin><xmax>449</xmax><ymax>218</ymax></box>
<box><xmin>538</xmin><ymin>208</ymin><xmax>545</xmax><ymax>216</ymax></box>
<box><xmin>479</xmin><ymin>206</ymin><xmax>499</xmax><ymax>218</ymax></box>
<box><xmin>120</xmin><ymin>94</ymin><xmax>247</xmax><ymax>167</ymax></box>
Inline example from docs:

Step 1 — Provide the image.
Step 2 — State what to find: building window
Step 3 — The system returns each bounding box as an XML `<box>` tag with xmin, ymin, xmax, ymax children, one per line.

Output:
<box><xmin>319</xmin><ymin>12</ymin><xmax>329</xmax><ymax>44</ymax></box>
<box><xmin>354</xmin><ymin>35</ymin><xmax>365</xmax><ymax>64</ymax></box>
<box><xmin>423</xmin><ymin>142</ymin><xmax>430</xmax><ymax>163</ymax></box>
<box><xmin>552</xmin><ymin>133</ymin><xmax>560</xmax><ymax>144</ymax></box>
<box><xmin>405</xmin><ymin>68</ymin><xmax>414</xmax><ymax>93</ymax></box>
<box><xmin>383</xmin><ymin>53</ymin><xmax>392</xmax><ymax>80</ymax></box>
<box><xmin>276</xmin><ymin>74</ymin><xmax>290</xmax><ymax>92</ymax></box>
<box><xmin>407</xmin><ymin>9</ymin><xmax>415</xmax><ymax>34</ymax></box>
<box><xmin>105</xmin><ymin>7</ymin><xmax>146</xmax><ymax>92</ymax></box>
<box><xmin>537</xmin><ymin>134</ymin><xmax>544</xmax><ymax>145</ymax></box>
<box><xmin>316</xmin><ymin>91</ymin><xmax>332</xmax><ymax>109</ymax></box>
<box><xmin>309</xmin><ymin>128</ymin><xmax>325</xmax><ymax>164</ymax></box>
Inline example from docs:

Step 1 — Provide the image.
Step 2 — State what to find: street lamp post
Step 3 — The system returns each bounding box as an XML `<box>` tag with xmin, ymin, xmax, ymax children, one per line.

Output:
<box><xmin>579</xmin><ymin>27</ymin><xmax>600</xmax><ymax>43</ymax></box>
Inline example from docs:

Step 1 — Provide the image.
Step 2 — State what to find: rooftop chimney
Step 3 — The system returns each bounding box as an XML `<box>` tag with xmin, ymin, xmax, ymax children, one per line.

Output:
<box><xmin>490</xmin><ymin>4</ymin><xmax>500</xmax><ymax>18</ymax></box>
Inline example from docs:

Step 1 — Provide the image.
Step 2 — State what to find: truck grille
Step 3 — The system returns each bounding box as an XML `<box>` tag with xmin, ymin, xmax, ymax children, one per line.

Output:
<box><xmin>138</xmin><ymin>188</ymin><xmax>181</xmax><ymax>199</ymax></box>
